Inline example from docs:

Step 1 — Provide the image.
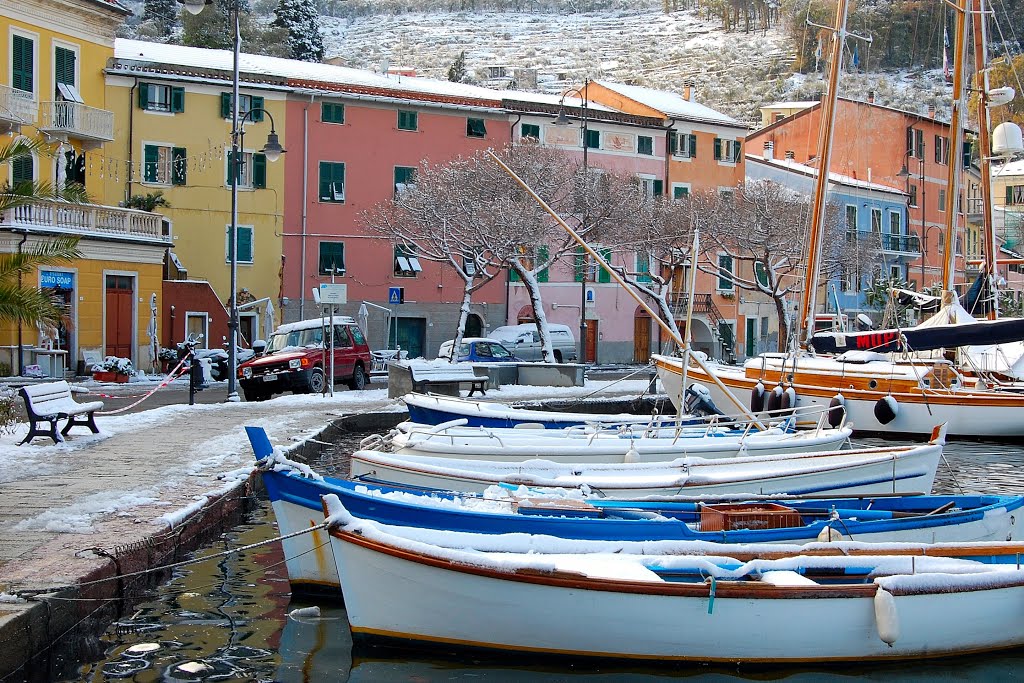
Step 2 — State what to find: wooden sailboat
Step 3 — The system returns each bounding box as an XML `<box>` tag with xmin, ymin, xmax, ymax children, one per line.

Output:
<box><xmin>655</xmin><ymin>0</ymin><xmax>1024</xmax><ymax>438</ymax></box>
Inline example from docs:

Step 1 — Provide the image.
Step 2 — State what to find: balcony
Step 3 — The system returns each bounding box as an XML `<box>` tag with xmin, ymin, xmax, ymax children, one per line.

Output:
<box><xmin>1</xmin><ymin>199</ymin><xmax>168</xmax><ymax>244</ymax></box>
<box><xmin>37</xmin><ymin>101</ymin><xmax>114</xmax><ymax>146</ymax></box>
<box><xmin>0</xmin><ymin>85</ymin><xmax>36</xmax><ymax>133</ymax></box>
<box><xmin>880</xmin><ymin>233</ymin><xmax>921</xmax><ymax>255</ymax></box>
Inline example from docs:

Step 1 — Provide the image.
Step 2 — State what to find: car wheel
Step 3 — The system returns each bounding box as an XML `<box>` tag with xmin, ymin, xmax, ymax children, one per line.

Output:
<box><xmin>306</xmin><ymin>367</ymin><xmax>326</xmax><ymax>393</ymax></box>
<box><xmin>348</xmin><ymin>365</ymin><xmax>367</xmax><ymax>390</ymax></box>
<box><xmin>554</xmin><ymin>350</ymin><xmax>563</xmax><ymax>363</ymax></box>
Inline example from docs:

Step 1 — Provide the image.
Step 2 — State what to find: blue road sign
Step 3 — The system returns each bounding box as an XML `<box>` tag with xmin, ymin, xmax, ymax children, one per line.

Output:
<box><xmin>388</xmin><ymin>287</ymin><xmax>403</xmax><ymax>305</ymax></box>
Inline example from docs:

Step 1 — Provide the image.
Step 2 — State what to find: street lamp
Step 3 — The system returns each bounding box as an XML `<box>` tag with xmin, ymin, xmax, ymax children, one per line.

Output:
<box><xmin>898</xmin><ymin>139</ymin><xmax>927</xmax><ymax>289</ymax></box>
<box><xmin>553</xmin><ymin>79</ymin><xmax>590</xmax><ymax>363</ymax></box>
<box><xmin>178</xmin><ymin>0</ymin><xmax>285</xmax><ymax>401</ymax></box>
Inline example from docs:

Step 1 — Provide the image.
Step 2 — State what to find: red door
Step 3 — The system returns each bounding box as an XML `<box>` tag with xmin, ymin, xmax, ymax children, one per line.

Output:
<box><xmin>105</xmin><ymin>275</ymin><xmax>134</xmax><ymax>358</ymax></box>
<box><xmin>585</xmin><ymin>319</ymin><xmax>599</xmax><ymax>363</ymax></box>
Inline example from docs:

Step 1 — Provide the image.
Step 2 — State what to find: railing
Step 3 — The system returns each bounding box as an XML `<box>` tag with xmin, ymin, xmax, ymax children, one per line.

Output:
<box><xmin>1</xmin><ymin>199</ymin><xmax>167</xmax><ymax>242</ymax></box>
<box><xmin>37</xmin><ymin>101</ymin><xmax>114</xmax><ymax>142</ymax></box>
<box><xmin>0</xmin><ymin>85</ymin><xmax>36</xmax><ymax>125</ymax></box>
<box><xmin>880</xmin><ymin>233</ymin><xmax>921</xmax><ymax>254</ymax></box>
<box><xmin>669</xmin><ymin>292</ymin><xmax>726</xmax><ymax>328</ymax></box>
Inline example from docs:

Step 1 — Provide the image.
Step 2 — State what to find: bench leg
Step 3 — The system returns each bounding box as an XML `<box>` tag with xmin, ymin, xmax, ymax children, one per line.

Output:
<box><xmin>19</xmin><ymin>418</ymin><xmax>64</xmax><ymax>446</ymax></box>
<box><xmin>467</xmin><ymin>382</ymin><xmax>486</xmax><ymax>397</ymax></box>
<box><xmin>61</xmin><ymin>412</ymin><xmax>100</xmax><ymax>436</ymax></box>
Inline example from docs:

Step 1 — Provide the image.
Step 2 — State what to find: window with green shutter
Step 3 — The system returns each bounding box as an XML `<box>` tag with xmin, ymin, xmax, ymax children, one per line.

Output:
<box><xmin>638</xmin><ymin>136</ymin><xmax>653</xmax><ymax>155</ymax></box>
<box><xmin>398</xmin><ymin>110</ymin><xmax>418</xmax><ymax>131</ymax></box>
<box><xmin>322</xmin><ymin>102</ymin><xmax>345</xmax><ymax>124</ymax></box>
<box><xmin>394</xmin><ymin>166</ymin><xmax>416</xmax><ymax>196</ymax></box>
<box><xmin>11</xmin><ymin>154</ymin><xmax>33</xmax><ymax>186</ymax></box>
<box><xmin>252</xmin><ymin>153</ymin><xmax>266</xmax><ymax>189</ymax></box>
<box><xmin>521</xmin><ymin>123</ymin><xmax>540</xmax><ymax>141</ymax></box>
<box><xmin>54</xmin><ymin>46</ymin><xmax>75</xmax><ymax>87</ymax></box>
<box><xmin>673</xmin><ymin>185</ymin><xmax>690</xmax><ymax>200</ymax></box>
<box><xmin>652</xmin><ymin>179</ymin><xmax>663</xmax><ymax>197</ymax></box>
<box><xmin>140</xmin><ymin>83</ymin><xmax>182</xmax><ymax>112</ymax></box>
<box><xmin>172</xmin><ymin>147</ymin><xmax>186</xmax><ymax>186</ymax></box>
<box><xmin>537</xmin><ymin>246</ymin><xmax>550</xmax><ymax>283</ymax></box>
<box><xmin>12</xmin><ymin>35</ymin><xmax>34</xmax><ymax>93</ymax></box>
<box><xmin>171</xmin><ymin>87</ymin><xmax>185</xmax><ymax>113</ymax></box>
<box><xmin>598</xmin><ymin>248</ymin><xmax>612</xmax><ymax>283</ymax></box>
<box><xmin>717</xmin><ymin>254</ymin><xmax>734</xmax><ymax>290</ymax></box>
<box><xmin>221</xmin><ymin>93</ymin><xmax>263</xmax><ymax>121</ymax></box>
<box><xmin>319</xmin><ymin>241</ymin><xmax>346</xmax><ymax>275</ymax></box>
<box><xmin>226</xmin><ymin>225</ymin><xmax>254</xmax><ymax>264</ymax></box>
<box><xmin>754</xmin><ymin>261</ymin><xmax>769</xmax><ymax>288</ymax></box>
<box><xmin>467</xmin><ymin>118</ymin><xmax>486</xmax><ymax>138</ymax></box>
<box><xmin>319</xmin><ymin>161</ymin><xmax>345</xmax><ymax>202</ymax></box>
<box><xmin>636</xmin><ymin>251</ymin><xmax>652</xmax><ymax>282</ymax></box>
<box><xmin>714</xmin><ymin>138</ymin><xmax>722</xmax><ymax>160</ymax></box>
<box><xmin>585</xmin><ymin>129</ymin><xmax>600</xmax><ymax>149</ymax></box>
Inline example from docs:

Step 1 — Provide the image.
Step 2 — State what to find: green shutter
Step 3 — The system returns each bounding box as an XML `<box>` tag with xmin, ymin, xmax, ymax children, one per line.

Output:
<box><xmin>171</xmin><ymin>87</ymin><xmax>185</xmax><ymax>113</ymax></box>
<box><xmin>251</xmin><ymin>96</ymin><xmax>264</xmax><ymax>121</ymax></box>
<box><xmin>653</xmin><ymin>179</ymin><xmax>663</xmax><ymax>197</ymax></box>
<box><xmin>138</xmin><ymin>82</ymin><xmax>150</xmax><ymax>110</ymax></box>
<box><xmin>714</xmin><ymin>138</ymin><xmax>722</xmax><ymax>160</ymax></box>
<box><xmin>319</xmin><ymin>162</ymin><xmax>330</xmax><ymax>200</ymax></box>
<box><xmin>689</xmin><ymin>134</ymin><xmax>697</xmax><ymax>159</ymax></box>
<box><xmin>221</xmin><ymin>92</ymin><xmax>232</xmax><ymax>118</ymax></box>
<box><xmin>1007</xmin><ymin>185</ymin><xmax>1014</xmax><ymax>205</ymax></box>
<box><xmin>238</xmin><ymin>227</ymin><xmax>253</xmax><ymax>262</ymax></box>
<box><xmin>637</xmin><ymin>251</ymin><xmax>651</xmax><ymax>282</ymax></box>
<box><xmin>598</xmin><ymin>248</ymin><xmax>612</xmax><ymax>283</ymax></box>
<box><xmin>12</xmin><ymin>35</ymin><xmax>34</xmax><ymax>93</ymax></box>
<box><xmin>55</xmin><ymin>47</ymin><xmax>75</xmax><ymax>87</ymax></box>
<box><xmin>144</xmin><ymin>145</ymin><xmax>159</xmax><ymax>183</ymax></box>
<box><xmin>668</xmin><ymin>132</ymin><xmax>678</xmax><ymax>154</ymax></box>
<box><xmin>252</xmin><ymin>153</ymin><xmax>267</xmax><ymax>189</ymax></box>
<box><xmin>11</xmin><ymin>155</ymin><xmax>33</xmax><ymax>185</ymax></box>
<box><xmin>537</xmin><ymin>246</ymin><xmax>549</xmax><ymax>283</ymax></box>
<box><xmin>172</xmin><ymin>147</ymin><xmax>187</xmax><ymax>186</ymax></box>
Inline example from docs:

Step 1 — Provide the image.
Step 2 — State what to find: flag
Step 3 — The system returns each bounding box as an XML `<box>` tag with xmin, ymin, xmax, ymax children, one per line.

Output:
<box><xmin>852</xmin><ymin>44</ymin><xmax>860</xmax><ymax>71</ymax></box>
<box><xmin>814</xmin><ymin>36</ymin><xmax>823</xmax><ymax>72</ymax></box>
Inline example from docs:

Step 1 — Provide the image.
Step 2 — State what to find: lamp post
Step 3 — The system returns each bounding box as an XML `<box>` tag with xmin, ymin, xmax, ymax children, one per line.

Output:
<box><xmin>897</xmin><ymin>139</ymin><xmax>927</xmax><ymax>289</ymax></box>
<box><xmin>553</xmin><ymin>79</ymin><xmax>590</xmax><ymax>363</ymax></box>
<box><xmin>178</xmin><ymin>0</ymin><xmax>285</xmax><ymax>401</ymax></box>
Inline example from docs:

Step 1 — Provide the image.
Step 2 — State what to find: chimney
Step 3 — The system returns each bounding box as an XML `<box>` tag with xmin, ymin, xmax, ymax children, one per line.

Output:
<box><xmin>682</xmin><ymin>78</ymin><xmax>696</xmax><ymax>102</ymax></box>
<box><xmin>928</xmin><ymin>104</ymin><xmax>936</xmax><ymax>119</ymax></box>
<box><xmin>763</xmin><ymin>140</ymin><xmax>775</xmax><ymax>160</ymax></box>
<box><xmin>867</xmin><ymin>90</ymin><xmax>875</xmax><ymax>104</ymax></box>
<box><xmin>785</xmin><ymin>150</ymin><xmax>795</xmax><ymax>160</ymax></box>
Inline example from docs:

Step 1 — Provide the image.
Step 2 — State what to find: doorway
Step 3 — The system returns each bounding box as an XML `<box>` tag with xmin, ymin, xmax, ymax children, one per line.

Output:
<box><xmin>633</xmin><ymin>310</ymin><xmax>651</xmax><ymax>363</ymax></box>
<box><xmin>465</xmin><ymin>313</ymin><xmax>483</xmax><ymax>338</ymax></box>
<box><xmin>584</xmin><ymin>319</ymin><xmax>598</xmax><ymax>363</ymax></box>
<box><xmin>105</xmin><ymin>274</ymin><xmax>135</xmax><ymax>358</ymax></box>
<box><xmin>389</xmin><ymin>317</ymin><xmax>426</xmax><ymax>358</ymax></box>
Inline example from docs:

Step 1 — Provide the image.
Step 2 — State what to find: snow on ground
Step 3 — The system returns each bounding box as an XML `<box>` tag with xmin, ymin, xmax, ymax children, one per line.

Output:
<box><xmin>0</xmin><ymin>374</ymin><xmax>655</xmax><ymax>534</ymax></box>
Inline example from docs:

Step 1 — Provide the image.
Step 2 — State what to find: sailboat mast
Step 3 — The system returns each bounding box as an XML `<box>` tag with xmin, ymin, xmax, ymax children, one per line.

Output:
<box><xmin>972</xmin><ymin>0</ymin><xmax>999</xmax><ymax>319</ymax></box>
<box><xmin>797</xmin><ymin>0</ymin><xmax>851</xmax><ymax>349</ymax></box>
<box><xmin>941</xmin><ymin>0</ymin><xmax>970</xmax><ymax>301</ymax></box>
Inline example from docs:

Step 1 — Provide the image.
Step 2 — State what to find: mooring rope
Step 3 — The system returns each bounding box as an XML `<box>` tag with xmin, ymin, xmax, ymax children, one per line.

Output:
<box><xmin>95</xmin><ymin>356</ymin><xmax>191</xmax><ymax>415</ymax></box>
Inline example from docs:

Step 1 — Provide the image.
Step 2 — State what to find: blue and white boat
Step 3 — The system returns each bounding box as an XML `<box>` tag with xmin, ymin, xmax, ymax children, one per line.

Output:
<box><xmin>246</xmin><ymin>426</ymin><xmax>1018</xmax><ymax>594</ymax></box>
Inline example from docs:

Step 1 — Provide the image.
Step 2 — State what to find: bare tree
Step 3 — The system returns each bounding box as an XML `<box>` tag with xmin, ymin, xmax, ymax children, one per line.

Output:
<box><xmin>696</xmin><ymin>180</ymin><xmax>854</xmax><ymax>351</ymax></box>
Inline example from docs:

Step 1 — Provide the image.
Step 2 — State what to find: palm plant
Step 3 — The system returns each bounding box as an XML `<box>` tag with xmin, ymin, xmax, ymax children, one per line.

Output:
<box><xmin>0</xmin><ymin>138</ymin><xmax>86</xmax><ymax>329</ymax></box>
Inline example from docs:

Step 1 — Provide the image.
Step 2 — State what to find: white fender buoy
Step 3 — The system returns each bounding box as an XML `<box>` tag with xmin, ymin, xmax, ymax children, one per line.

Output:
<box><xmin>827</xmin><ymin>393</ymin><xmax>846</xmax><ymax>428</ymax></box>
<box><xmin>816</xmin><ymin>525</ymin><xmax>844</xmax><ymax>542</ymax></box>
<box><xmin>624</xmin><ymin>443</ymin><xmax>641</xmax><ymax>464</ymax></box>
<box><xmin>289</xmin><ymin>605</ymin><xmax>322</xmax><ymax>619</ymax></box>
<box><xmin>780</xmin><ymin>386</ymin><xmax>797</xmax><ymax>412</ymax></box>
<box><xmin>765</xmin><ymin>384</ymin><xmax>784</xmax><ymax>413</ymax></box>
<box><xmin>874</xmin><ymin>587</ymin><xmax>900</xmax><ymax>646</ymax></box>
<box><xmin>751</xmin><ymin>381</ymin><xmax>766</xmax><ymax>412</ymax></box>
<box><xmin>874</xmin><ymin>395</ymin><xmax>899</xmax><ymax>425</ymax></box>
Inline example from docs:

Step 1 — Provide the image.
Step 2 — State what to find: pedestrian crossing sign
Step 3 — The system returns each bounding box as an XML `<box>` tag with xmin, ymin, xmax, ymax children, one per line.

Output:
<box><xmin>389</xmin><ymin>287</ymin><xmax>404</xmax><ymax>305</ymax></box>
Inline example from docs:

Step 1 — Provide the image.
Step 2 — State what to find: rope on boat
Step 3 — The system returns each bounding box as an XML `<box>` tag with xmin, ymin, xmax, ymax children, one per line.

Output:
<box><xmin>11</xmin><ymin>521</ymin><xmax>331</xmax><ymax>599</ymax></box>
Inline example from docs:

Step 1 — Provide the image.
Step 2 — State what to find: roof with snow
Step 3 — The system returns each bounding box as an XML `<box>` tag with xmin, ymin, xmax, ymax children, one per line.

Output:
<box><xmin>746</xmin><ymin>154</ymin><xmax>907</xmax><ymax>195</ymax></box>
<box><xmin>994</xmin><ymin>159</ymin><xmax>1024</xmax><ymax>177</ymax></box>
<box><xmin>113</xmin><ymin>39</ymin><xmax>506</xmax><ymax>107</ymax></box>
<box><xmin>593</xmin><ymin>81</ymin><xmax>742</xmax><ymax>128</ymax></box>
<box><xmin>761</xmin><ymin>101</ymin><xmax>819</xmax><ymax>110</ymax></box>
<box><xmin>86</xmin><ymin>0</ymin><xmax>132</xmax><ymax>15</ymax></box>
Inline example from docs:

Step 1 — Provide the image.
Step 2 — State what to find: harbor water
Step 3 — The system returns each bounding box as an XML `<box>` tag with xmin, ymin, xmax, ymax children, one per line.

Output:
<box><xmin>60</xmin><ymin>433</ymin><xmax>1024</xmax><ymax>681</ymax></box>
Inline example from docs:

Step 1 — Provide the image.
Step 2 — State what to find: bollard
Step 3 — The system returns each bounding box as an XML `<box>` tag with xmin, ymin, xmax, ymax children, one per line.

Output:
<box><xmin>189</xmin><ymin>351</ymin><xmax>206</xmax><ymax>404</ymax></box>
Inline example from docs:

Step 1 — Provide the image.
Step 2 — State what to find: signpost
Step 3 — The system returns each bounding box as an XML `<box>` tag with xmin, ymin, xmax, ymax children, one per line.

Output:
<box><xmin>388</xmin><ymin>287</ymin><xmax>403</xmax><ymax>305</ymax></box>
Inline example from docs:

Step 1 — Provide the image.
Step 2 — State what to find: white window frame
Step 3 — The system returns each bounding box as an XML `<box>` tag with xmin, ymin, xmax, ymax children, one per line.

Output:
<box><xmin>9</xmin><ymin>26</ymin><xmax>39</xmax><ymax>101</ymax></box>
<box><xmin>185</xmin><ymin>311</ymin><xmax>210</xmax><ymax>349</ymax></box>
<box><xmin>638</xmin><ymin>174</ymin><xmax>658</xmax><ymax>198</ymax></box>
<box><xmin>224</xmin><ymin>224</ymin><xmax>255</xmax><ymax>265</ymax></box>
<box><xmin>845</xmin><ymin>204</ymin><xmax>858</xmax><ymax>232</ymax></box>
<box><xmin>716</xmin><ymin>138</ymin><xmax>740</xmax><ymax>165</ymax></box>
<box><xmin>671</xmin><ymin>182</ymin><xmax>691</xmax><ymax>200</ymax></box>
<box><xmin>888</xmin><ymin>210</ymin><xmax>902</xmax><ymax>234</ymax></box>
<box><xmin>225</xmin><ymin>149</ymin><xmax>256</xmax><ymax>189</ymax></box>
<box><xmin>870</xmin><ymin>207</ymin><xmax>882</xmax><ymax>232</ymax></box>
<box><xmin>674</xmin><ymin>131</ymin><xmax>695</xmax><ymax>160</ymax></box>
<box><xmin>146</xmin><ymin>83</ymin><xmax>174</xmax><ymax>113</ymax></box>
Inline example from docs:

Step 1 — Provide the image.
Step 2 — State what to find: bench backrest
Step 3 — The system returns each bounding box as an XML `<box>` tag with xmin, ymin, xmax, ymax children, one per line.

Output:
<box><xmin>22</xmin><ymin>381</ymin><xmax>73</xmax><ymax>406</ymax></box>
<box><xmin>410</xmin><ymin>366</ymin><xmax>479</xmax><ymax>380</ymax></box>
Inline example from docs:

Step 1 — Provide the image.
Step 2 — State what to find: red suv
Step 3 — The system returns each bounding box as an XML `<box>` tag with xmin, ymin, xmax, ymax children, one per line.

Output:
<box><xmin>238</xmin><ymin>316</ymin><xmax>371</xmax><ymax>401</ymax></box>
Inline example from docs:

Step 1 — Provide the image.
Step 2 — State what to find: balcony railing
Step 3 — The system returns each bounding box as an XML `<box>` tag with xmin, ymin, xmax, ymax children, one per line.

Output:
<box><xmin>880</xmin><ymin>233</ymin><xmax>921</xmax><ymax>254</ymax></box>
<box><xmin>37</xmin><ymin>101</ymin><xmax>114</xmax><ymax>143</ymax></box>
<box><xmin>1</xmin><ymin>199</ymin><xmax>167</xmax><ymax>243</ymax></box>
<box><xmin>0</xmin><ymin>85</ymin><xmax>36</xmax><ymax>129</ymax></box>
<box><xmin>668</xmin><ymin>292</ymin><xmax>726</xmax><ymax>327</ymax></box>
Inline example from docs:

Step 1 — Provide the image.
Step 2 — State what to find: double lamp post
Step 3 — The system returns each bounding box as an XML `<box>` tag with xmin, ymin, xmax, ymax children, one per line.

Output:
<box><xmin>178</xmin><ymin>0</ymin><xmax>285</xmax><ymax>401</ymax></box>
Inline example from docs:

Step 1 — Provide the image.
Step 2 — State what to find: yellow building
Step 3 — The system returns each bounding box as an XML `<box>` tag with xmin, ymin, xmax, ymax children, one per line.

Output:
<box><xmin>103</xmin><ymin>39</ymin><xmax>286</xmax><ymax>349</ymax></box>
<box><xmin>1</xmin><ymin>0</ymin><xmax>169</xmax><ymax>377</ymax></box>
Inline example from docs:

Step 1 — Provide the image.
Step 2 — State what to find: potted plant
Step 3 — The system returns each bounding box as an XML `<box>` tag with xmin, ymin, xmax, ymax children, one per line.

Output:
<box><xmin>158</xmin><ymin>347</ymin><xmax>178</xmax><ymax>374</ymax></box>
<box><xmin>92</xmin><ymin>356</ymin><xmax>134</xmax><ymax>383</ymax></box>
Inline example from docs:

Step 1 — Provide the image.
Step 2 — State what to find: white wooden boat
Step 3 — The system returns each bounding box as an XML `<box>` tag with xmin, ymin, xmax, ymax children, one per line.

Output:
<box><xmin>324</xmin><ymin>496</ymin><xmax>1024</xmax><ymax>663</ymax></box>
<box><xmin>370</xmin><ymin>417</ymin><xmax>853</xmax><ymax>464</ymax></box>
<box><xmin>349</xmin><ymin>431</ymin><xmax>943</xmax><ymax>498</ymax></box>
<box><xmin>655</xmin><ymin>353</ymin><xmax>1024</xmax><ymax>438</ymax></box>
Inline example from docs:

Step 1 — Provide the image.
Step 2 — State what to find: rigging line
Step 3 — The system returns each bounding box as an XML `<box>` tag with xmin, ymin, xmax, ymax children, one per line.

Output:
<box><xmin>13</xmin><ymin>522</ymin><xmax>330</xmax><ymax>599</ymax></box>
<box><xmin>989</xmin><ymin>1</ymin><xmax>1024</xmax><ymax>102</ymax></box>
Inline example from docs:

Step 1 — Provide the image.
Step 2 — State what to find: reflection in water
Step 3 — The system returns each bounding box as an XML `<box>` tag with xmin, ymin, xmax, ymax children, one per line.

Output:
<box><xmin>67</xmin><ymin>436</ymin><xmax>1024</xmax><ymax>682</ymax></box>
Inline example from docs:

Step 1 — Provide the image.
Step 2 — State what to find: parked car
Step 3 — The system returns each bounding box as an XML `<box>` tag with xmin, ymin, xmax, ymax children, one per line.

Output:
<box><xmin>437</xmin><ymin>337</ymin><xmax>521</xmax><ymax>363</ymax></box>
<box><xmin>238</xmin><ymin>316</ymin><xmax>371</xmax><ymax>401</ymax></box>
<box><xmin>489</xmin><ymin>323</ymin><xmax>578</xmax><ymax>363</ymax></box>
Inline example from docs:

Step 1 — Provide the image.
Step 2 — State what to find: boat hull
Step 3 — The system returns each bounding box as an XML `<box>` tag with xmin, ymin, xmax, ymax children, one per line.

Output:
<box><xmin>331</xmin><ymin>530</ymin><xmax>1024</xmax><ymax>662</ymax></box>
<box><xmin>404</xmin><ymin>393</ymin><xmax>666</xmax><ymax>429</ymax></box>
<box><xmin>655</xmin><ymin>354</ymin><xmax>1024</xmax><ymax>438</ymax></box>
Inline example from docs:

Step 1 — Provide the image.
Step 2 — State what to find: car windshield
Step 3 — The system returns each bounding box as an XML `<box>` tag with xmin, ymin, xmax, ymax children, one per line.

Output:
<box><xmin>489</xmin><ymin>344</ymin><xmax>513</xmax><ymax>359</ymax></box>
<box><xmin>265</xmin><ymin>327</ymin><xmax>325</xmax><ymax>354</ymax></box>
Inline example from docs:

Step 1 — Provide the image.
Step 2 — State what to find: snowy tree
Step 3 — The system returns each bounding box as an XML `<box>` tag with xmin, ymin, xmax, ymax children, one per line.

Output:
<box><xmin>273</xmin><ymin>0</ymin><xmax>325</xmax><ymax>62</ymax></box>
<box><xmin>142</xmin><ymin>0</ymin><xmax>178</xmax><ymax>37</ymax></box>
<box><xmin>447</xmin><ymin>51</ymin><xmax>468</xmax><ymax>83</ymax></box>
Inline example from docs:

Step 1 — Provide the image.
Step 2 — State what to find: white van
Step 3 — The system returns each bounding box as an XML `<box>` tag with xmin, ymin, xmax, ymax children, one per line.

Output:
<box><xmin>489</xmin><ymin>323</ymin><xmax>578</xmax><ymax>363</ymax></box>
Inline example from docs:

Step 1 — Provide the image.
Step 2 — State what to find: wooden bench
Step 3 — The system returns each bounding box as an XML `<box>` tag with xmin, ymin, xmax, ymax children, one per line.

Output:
<box><xmin>409</xmin><ymin>365</ymin><xmax>487</xmax><ymax>397</ymax></box>
<box><xmin>19</xmin><ymin>381</ymin><xmax>104</xmax><ymax>445</ymax></box>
